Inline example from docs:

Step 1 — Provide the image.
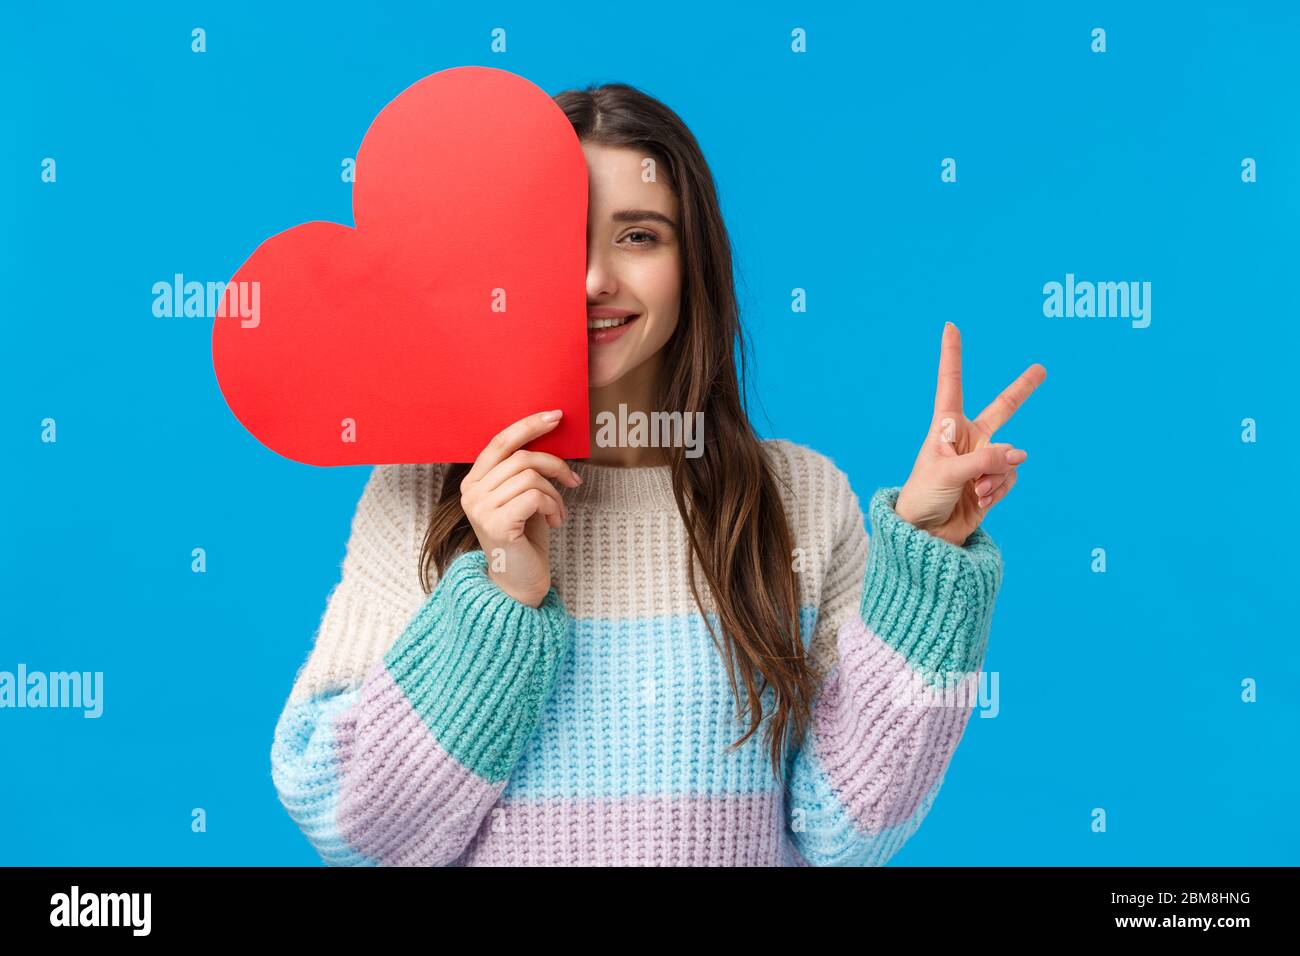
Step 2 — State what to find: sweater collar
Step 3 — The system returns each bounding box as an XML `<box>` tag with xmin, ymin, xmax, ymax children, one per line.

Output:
<box><xmin>562</xmin><ymin>458</ymin><xmax>679</xmax><ymax>512</ymax></box>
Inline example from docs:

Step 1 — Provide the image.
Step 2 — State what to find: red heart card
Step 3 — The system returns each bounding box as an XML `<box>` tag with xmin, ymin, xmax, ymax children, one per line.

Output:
<box><xmin>212</xmin><ymin>66</ymin><xmax>590</xmax><ymax>465</ymax></box>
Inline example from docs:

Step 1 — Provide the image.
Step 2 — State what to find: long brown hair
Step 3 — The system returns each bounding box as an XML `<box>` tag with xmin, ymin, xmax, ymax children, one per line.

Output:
<box><xmin>419</xmin><ymin>82</ymin><xmax>816</xmax><ymax>784</ymax></box>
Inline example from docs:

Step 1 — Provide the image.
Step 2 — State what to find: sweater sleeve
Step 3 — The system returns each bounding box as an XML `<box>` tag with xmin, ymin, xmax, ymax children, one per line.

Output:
<box><xmin>269</xmin><ymin>465</ymin><xmax>572</xmax><ymax>866</ymax></box>
<box><xmin>784</xmin><ymin>481</ymin><xmax>1003</xmax><ymax>866</ymax></box>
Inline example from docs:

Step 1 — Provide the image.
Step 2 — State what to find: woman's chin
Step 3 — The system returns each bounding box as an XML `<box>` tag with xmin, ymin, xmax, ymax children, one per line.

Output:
<box><xmin>587</xmin><ymin>365</ymin><xmax>624</xmax><ymax>389</ymax></box>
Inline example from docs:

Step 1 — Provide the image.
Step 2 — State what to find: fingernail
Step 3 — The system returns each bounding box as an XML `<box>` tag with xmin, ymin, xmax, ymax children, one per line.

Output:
<box><xmin>1006</xmin><ymin>448</ymin><xmax>1027</xmax><ymax>464</ymax></box>
<box><xmin>979</xmin><ymin>496</ymin><xmax>990</xmax><ymax>509</ymax></box>
<box><xmin>541</xmin><ymin>409</ymin><xmax>563</xmax><ymax>422</ymax></box>
<box><xmin>573</xmin><ymin>471</ymin><xmax>583</xmax><ymax>484</ymax></box>
<box><xmin>976</xmin><ymin>481</ymin><xmax>991</xmax><ymax>495</ymax></box>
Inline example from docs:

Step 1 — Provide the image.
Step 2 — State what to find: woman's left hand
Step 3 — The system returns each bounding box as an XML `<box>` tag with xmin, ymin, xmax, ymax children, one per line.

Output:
<box><xmin>893</xmin><ymin>322</ymin><xmax>1046</xmax><ymax>546</ymax></box>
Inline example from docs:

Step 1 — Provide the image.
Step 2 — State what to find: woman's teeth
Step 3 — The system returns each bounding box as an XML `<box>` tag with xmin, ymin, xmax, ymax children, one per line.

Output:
<box><xmin>588</xmin><ymin>315</ymin><xmax>636</xmax><ymax>329</ymax></box>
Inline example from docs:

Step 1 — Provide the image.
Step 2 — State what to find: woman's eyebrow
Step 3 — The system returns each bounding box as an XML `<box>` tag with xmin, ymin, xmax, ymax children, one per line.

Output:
<box><xmin>610</xmin><ymin>209</ymin><xmax>677</xmax><ymax>231</ymax></box>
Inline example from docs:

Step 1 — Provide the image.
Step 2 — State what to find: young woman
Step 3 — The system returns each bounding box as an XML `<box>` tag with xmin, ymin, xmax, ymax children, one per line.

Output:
<box><xmin>270</xmin><ymin>82</ymin><xmax>1045</xmax><ymax>866</ymax></box>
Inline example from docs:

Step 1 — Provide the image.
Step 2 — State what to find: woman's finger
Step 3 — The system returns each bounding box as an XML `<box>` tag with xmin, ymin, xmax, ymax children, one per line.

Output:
<box><xmin>979</xmin><ymin>468</ymin><xmax>1019</xmax><ymax>509</ymax></box>
<box><xmin>487</xmin><ymin>468</ymin><xmax>568</xmax><ymax>523</ymax></box>
<box><xmin>494</xmin><ymin>489</ymin><xmax>562</xmax><ymax>540</ymax></box>
<box><xmin>946</xmin><ymin>443</ymin><xmax>1027</xmax><ymax>484</ymax></box>
<box><xmin>478</xmin><ymin>449</ymin><xmax>581</xmax><ymax>496</ymax></box>
<box><xmin>972</xmin><ymin>364</ymin><xmax>1046</xmax><ymax>436</ymax></box>
<box><xmin>463</xmin><ymin>409</ymin><xmax>565</xmax><ymax>489</ymax></box>
<box><xmin>973</xmin><ymin>468</ymin><xmax>1012</xmax><ymax>499</ymax></box>
<box><xmin>932</xmin><ymin>322</ymin><xmax>964</xmax><ymax>415</ymax></box>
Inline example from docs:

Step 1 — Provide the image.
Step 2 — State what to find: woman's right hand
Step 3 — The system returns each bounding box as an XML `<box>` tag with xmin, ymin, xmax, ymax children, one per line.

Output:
<box><xmin>459</xmin><ymin>409</ymin><xmax>582</xmax><ymax>607</ymax></box>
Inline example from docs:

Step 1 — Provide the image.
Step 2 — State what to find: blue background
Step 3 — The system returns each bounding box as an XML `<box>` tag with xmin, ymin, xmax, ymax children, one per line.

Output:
<box><xmin>2</xmin><ymin>1</ymin><xmax>1296</xmax><ymax>865</ymax></box>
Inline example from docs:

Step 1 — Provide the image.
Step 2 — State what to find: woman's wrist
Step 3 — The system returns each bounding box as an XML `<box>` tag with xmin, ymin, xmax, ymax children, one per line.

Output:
<box><xmin>891</xmin><ymin>488</ymin><xmax>927</xmax><ymax>529</ymax></box>
<box><xmin>487</xmin><ymin>567</ymin><xmax>548</xmax><ymax>608</ymax></box>
<box><xmin>893</xmin><ymin>487</ymin><xmax>964</xmax><ymax>546</ymax></box>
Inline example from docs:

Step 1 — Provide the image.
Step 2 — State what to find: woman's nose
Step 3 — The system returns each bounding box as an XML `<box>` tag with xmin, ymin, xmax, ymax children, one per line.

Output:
<box><xmin>585</xmin><ymin>252</ymin><xmax>616</xmax><ymax>298</ymax></box>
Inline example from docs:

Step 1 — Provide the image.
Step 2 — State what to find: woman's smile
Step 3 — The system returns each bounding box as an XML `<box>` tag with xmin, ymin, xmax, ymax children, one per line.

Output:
<box><xmin>587</xmin><ymin>307</ymin><xmax>641</xmax><ymax>345</ymax></box>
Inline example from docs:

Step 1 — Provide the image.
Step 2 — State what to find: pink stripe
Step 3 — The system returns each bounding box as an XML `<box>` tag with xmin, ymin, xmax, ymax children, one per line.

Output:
<box><xmin>810</xmin><ymin>616</ymin><xmax>979</xmax><ymax>833</ymax></box>
<box><xmin>334</xmin><ymin>663</ymin><xmax>504</xmax><ymax>866</ymax></box>
<box><xmin>453</xmin><ymin>792</ymin><xmax>796</xmax><ymax>866</ymax></box>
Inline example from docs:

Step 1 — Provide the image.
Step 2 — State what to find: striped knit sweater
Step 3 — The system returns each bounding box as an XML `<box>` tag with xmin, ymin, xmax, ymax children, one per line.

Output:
<box><xmin>270</xmin><ymin>439</ymin><xmax>1003</xmax><ymax>866</ymax></box>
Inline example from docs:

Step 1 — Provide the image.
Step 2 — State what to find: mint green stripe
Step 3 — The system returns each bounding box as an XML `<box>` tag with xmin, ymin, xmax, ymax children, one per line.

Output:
<box><xmin>382</xmin><ymin>548</ymin><xmax>572</xmax><ymax>782</ymax></box>
<box><xmin>860</xmin><ymin>486</ymin><xmax>1003</xmax><ymax>688</ymax></box>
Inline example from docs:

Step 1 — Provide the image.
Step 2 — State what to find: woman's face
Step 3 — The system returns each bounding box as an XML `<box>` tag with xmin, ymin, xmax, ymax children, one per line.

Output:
<box><xmin>583</xmin><ymin>141</ymin><xmax>683</xmax><ymax>389</ymax></box>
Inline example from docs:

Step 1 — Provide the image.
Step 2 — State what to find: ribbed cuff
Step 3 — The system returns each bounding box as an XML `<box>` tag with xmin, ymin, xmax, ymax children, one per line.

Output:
<box><xmin>381</xmin><ymin>548</ymin><xmax>571</xmax><ymax>782</ymax></box>
<box><xmin>860</xmin><ymin>487</ymin><xmax>1003</xmax><ymax>687</ymax></box>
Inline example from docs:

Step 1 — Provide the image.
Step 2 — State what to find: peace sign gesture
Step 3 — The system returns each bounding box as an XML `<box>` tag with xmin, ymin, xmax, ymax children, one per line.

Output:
<box><xmin>892</xmin><ymin>322</ymin><xmax>1046</xmax><ymax>546</ymax></box>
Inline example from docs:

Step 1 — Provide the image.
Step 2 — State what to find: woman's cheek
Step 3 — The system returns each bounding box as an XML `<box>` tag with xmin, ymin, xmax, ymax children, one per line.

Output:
<box><xmin>644</xmin><ymin>265</ymin><xmax>683</xmax><ymax>347</ymax></box>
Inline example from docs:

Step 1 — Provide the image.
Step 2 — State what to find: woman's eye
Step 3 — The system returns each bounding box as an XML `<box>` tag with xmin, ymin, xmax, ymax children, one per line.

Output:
<box><xmin>622</xmin><ymin>230</ymin><xmax>657</xmax><ymax>246</ymax></box>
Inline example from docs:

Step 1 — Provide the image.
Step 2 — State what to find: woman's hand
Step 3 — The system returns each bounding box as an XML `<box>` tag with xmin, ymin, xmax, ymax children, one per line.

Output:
<box><xmin>893</xmin><ymin>323</ymin><xmax>1046</xmax><ymax>546</ymax></box>
<box><xmin>459</xmin><ymin>410</ymin><xmax>583</xmax><ymax>607</ymax></box>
